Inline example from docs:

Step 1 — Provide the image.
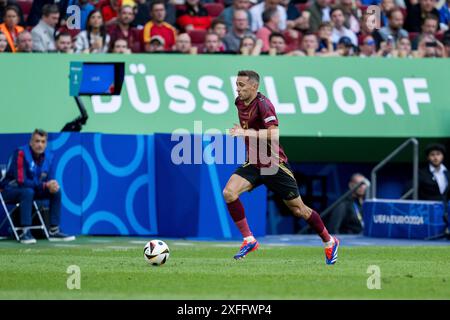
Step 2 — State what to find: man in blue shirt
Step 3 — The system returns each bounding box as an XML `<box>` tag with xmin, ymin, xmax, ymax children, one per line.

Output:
<box><xmin>0</xmin><ymin>129</ymin><xmax>75</xmax><ymax>244</ymax></box>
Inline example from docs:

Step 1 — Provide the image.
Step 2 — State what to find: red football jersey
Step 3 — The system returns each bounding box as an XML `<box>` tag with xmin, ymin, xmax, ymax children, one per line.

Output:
<box><xmin>235</xmin><ymin>92</ymin><xmax>288</xmax><ymax>168</ymax></box>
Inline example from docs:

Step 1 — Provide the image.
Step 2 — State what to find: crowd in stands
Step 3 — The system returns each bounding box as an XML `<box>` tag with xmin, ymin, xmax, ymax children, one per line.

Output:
<box><xmin>0</xmin><ymin>0</ymin><xmax>449</xmax><ymax>56</ymax></box>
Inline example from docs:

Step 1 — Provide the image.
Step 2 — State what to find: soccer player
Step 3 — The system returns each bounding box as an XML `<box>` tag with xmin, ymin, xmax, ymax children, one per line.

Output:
<box><xmin>224</xmin><ymin>70</ymin><xmax>339</xmax><ymax>264</ymax></box>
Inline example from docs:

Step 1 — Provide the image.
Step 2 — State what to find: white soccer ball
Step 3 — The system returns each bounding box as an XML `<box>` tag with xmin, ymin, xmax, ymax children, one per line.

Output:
<box><xmin>143</xmin><ymin>239</ymin><xmax>170</xmax><ymax>266</ymax></box>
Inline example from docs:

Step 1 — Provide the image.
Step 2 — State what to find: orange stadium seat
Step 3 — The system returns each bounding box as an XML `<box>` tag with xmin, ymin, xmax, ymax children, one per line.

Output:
<box><xmin>204</xmin><ymin>3</ymin><xmax>224</xmax><ymax>18</ymax></box>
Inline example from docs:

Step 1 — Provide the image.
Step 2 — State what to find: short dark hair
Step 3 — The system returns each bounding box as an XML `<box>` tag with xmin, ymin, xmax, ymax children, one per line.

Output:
<box><xmin>269</xmin><ymin>32</ymin><xmax>285</xmax><ymax>43</ymax></box>
<box><xmin>330</xmin><ymin>6</ymin><xmax>343</xmax><ymax>17</ymax></box>
<box><xmin>425</xmin><ymin>143</ymin><xmax>446</xmax><ymax>157</ymax></box>
<box><xmin>150</xmin><ymin>0</ymin><xmax>165</xmax><ymax>11</ymax></box>
<box><xmin>32</xmin><ymin>128</ymin><xmax>48</xmax><ymax>139</ymax></box>
<box><xmin>422</xmin><ymin>13</ymin><xmax>439</xmax><ymax>25</ymax></box>
<box><xmin>262</xmin><ymin>7</ymin><xmax>277</xmax><ymax>24</ymax></box>
<box><xmin>237</xmin><ymin>70</ymin><xmax>260</xmax><ymax>83</ymax></box>
<box><xmin>55</xmin><ymin>31</ymin><xmax>71</xmax><ymax>41</ymax></box>
<box><xmin>386</xmin><ymin>8</ymin><xmax>403</xmax><ymax>19</ymax></box>
<box><xmin>211</xmin><ymin>18</ymin><xmax>226</xmax><ymax>29</ymax></box>
<box><xmin>42</xmin><ymin>4</ymin><xmax>60</xmax><ymax>17</ymax></box>
<box><xmin>4</xmin><ymin>5</ymin><xmax>20</xmax><ymax>17</ymax></box>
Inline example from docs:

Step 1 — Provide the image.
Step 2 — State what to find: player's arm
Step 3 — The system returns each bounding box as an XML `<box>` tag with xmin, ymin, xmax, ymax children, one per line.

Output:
<box><xmin>229</xmin><ymin>124</ymin><xmax>279</xmax><ymax>140</ymax></box>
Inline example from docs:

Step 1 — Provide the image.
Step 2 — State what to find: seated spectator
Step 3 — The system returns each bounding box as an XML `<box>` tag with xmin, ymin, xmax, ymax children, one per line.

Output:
<box><xmin>0</xmin><ymin>0</ymin><xmax>24</xmax><ymax>25</ymax></box>
<box><xmin>359</xmin><ymin>34</ymin><xmax>377</xmax><ymax>56</ymax></box>
<box><xmin>27</xmin><ymin>0</ymin><xmax>63</xmax><ymax>28</ymax></box>
<box><xmin>62</xmin><ymin>0</ymin><xmax>95</xmax><ymax>30</ymax></box>
<box><xmin>173</xmin><ymin>32</ymin><xmax>196</xmax><ymax>53</ymax></box>
<box><xmin>147</xmin><ymin>34</ymin><xmax>165</xmax><ymax>51</ymax></box>
<box><xmin>250</xmin><ymin>0</ymin><xmax>287</xmax><ymax>32</ymax></box>
<box><xmin>317</xmin><ymin>21</ymin><xmax>335</xmax><ymax>53</ymax></box>
<box><xmin>307</xmin><ymin>0</ymin><xmax>332</xmax><ymax>32</ymax></box>
<box><xmin>75</xmin><ymin>10</ymin><xmax>111</xmax><ymax>53</ymax></box>
<box><xmin>377</xmin><ymin>34</ymin><xmax>396</xmax><ymax>56</ymax></box>
<box><xmin>0</xmin><ymin>30</ymin><xmax>7</xmax><ymax>51</ymax></box>
<box><xmin>101</xmin><ymin>0</ymin><xmax>122</xmax><ymax>27</ymax></box>
<box><xmin>210</xmin><ymin>18</ymin><xmax>227</xmax><ymax>51</ymax></box>
<box><xmin>411</xmin><ymin>14</ymin><xmax>439</xmax><ymax>49</ymax></box>
<box><xmin>0</xmin><ymin>5</ymin><xmax>24</xmax><ymax>52</ymax></box>
<box><xmin>414</xmin><ymin>33</ymin><xmax>447</xmax><ymax>57</ymax></box>
<box><xmin>201</xmin><ymin>31</ymin><xmax>222</xmax><ymax>53</ymax></box>
<box><xmin>395</xmin><ymin>35</ymin><xmax>413</xmax><ymax>57</ymax></box>
<box><xmin>379</xmin><ymin>8</ymin><xmax>408</xmax><ymax>44</ymax></box>
<box><xmin>238</xmin><ymin>34</ymin><xmax>263</xmax><ymax>55</ymax></box>
<box><xmin>418</xmin><ymin>143</ymin><xmax>449</xmax><ymax>202</ymax></box>
<box><xmin>256</xmin><ymin>8</ymin><xmax>281</xmax><ymax>52</ymax></box>
<box><xmin>134</xmin><ymin>0</ymin><xmax>176</xmax><ymax>28</ymax></box>
<box><xmin>336</xmin><ymin>0</ymin><xmax>361</xmax><ymax>33</ymax></box>
<box><xmin>223</xmin><ymin>9</ymin><xmax>252</xmax><ymax>52</ymax></box>
<box><xmin>55</xmin><ymin>31</ymin><xmax>73</xmax><ymax>52</ymax></box>
<box><xmin>267</xmin><ymin>31</ymin><xmax>304</xmax><ymax>55</ymax></box>
<box><xmin>444</xmin><ymin>31</ymin><xmax>450</xmax><ymax>56</ymax></box>
<box><xmin>358</xmin><ymin>11</ymin><xmax>384</xmax><ymax>49</ymax></box>
<box><xmin>330</xmin><ymin>7</ymin><xmax>358</xmax><ymax>46</ymax></box>
<box><xmin>31</xmin><ymin>4</ymin><xmax>59</xmax><ymax>52</ymax></box>
<box><xmin>219</xmin><ymin>0</ymin><xmax>252</xmax><ymax>30</ymax></box>
<box><xmin>0</xmin><ymin>129</ymin><xmax>75</xmax><ymax>244</ymax></box>
<box><xmin>16</xmin><ymin>30</ymin><xmax>33</xmax><ymax>52</ymax></box>
<box><xmin>176</xmin><ymin>0</ymin><xmax>212</xmax><ymax>31</ymax></box>
<box><xmin>439</xmin><ymin>0</ymin><xmax>449</xmax><ymax>31</ymax></box>
<box><xmin>380</xmin><ymin>0</ymin><xmax>396</xmax><ymax>27</ymax></box>
<box><xmin>336</xmin><ymin>35</ymin><xmax>356</xmax><ymax>55</ymax></box>
<box><xmin>405</xmin><ymin>0</ymin><xmax>440</xmax><ymax>33</ymax></box>
<box><xmin>299</xmin><ymin>32</ymin><xmax>320</xmax><ymax>55</ymax></box>
<box><xmin>107</xmin><ymin>5</ymin><xmax>141</xmax><ymax>52</ymax></box>
<box><xmin>281</xmin><ymin>0</ymin><xmax>310</xmax><ymax>32</ymax></box>
<box><xmin>143</xmin><ymin>0</ymin><xmax>177</xmax><ymax>51</ymax></box>
<box><xmin>327</xmin><ymin>173</ymin><xmax>368</xmax><ymax>234</ymax></box>
<box><xmin>111</xmin><ymin>37</ymin><xmax>131</xmax><ymax>52</ymax></box>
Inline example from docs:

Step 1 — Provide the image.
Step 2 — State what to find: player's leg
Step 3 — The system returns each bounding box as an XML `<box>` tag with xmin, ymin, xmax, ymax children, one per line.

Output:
<box><xmin>223</xmin><ymin>166</ymin><xmax>261</xmax><ymax>259</ymax></box>
<box><xmin>264</xmin><ymin>162</ymin><xmax>339</xmax><ymax>264</ymax></box>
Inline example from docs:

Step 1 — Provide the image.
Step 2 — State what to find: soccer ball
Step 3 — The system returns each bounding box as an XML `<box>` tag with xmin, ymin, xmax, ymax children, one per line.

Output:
<box><xmin>143</xmin><ymin>240</ymin><xmax>170</xmax><ymax>266</ymax></box>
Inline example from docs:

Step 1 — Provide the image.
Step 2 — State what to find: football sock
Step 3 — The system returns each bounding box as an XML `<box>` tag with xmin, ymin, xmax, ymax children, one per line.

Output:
<box><xmin>244</xmin><ymin>235</ymin><xmax>256</xmax><ymax>242</ymax></box>
<box><xmin>226</xmin><ymin>199</ymin><xmax>252</xmax><ymax>238</ymax></box>
<box><xmin>306</xmin><ymin>210</ymin><xmax>332</xmax><ymax>243</ymax></box>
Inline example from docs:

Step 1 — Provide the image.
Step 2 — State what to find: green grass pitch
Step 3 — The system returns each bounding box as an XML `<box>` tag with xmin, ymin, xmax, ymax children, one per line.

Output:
<box><xmin>0</xmin><ymin>236</ymin><xmax>449</xmax><ymax>299</ymax></box>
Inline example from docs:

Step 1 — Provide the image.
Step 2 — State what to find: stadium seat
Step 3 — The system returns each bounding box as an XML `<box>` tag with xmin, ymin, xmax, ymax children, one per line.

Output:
<box><xmin>175</xmin><ymin>4</ymin><xmax>187</xmax><ymax>13</ymax></box>
<box><xmin>16</xmin><ymin>0</ymin><xmax>32</xmax><ymax>22</ymax></box>
<box><xmin>408</xmin><ymin>32</ymin><xmax>418</xmax><ymax>42</ymax></box>
<box><xmin>188</xmin><ymin>29</ymin><xmax>207</xmax><ymax>45</ymax></box>
<box><xmin>204</xmin><ymin>3</ymin><xmax>224</xmax><ymax>18</ymax></box>
<box><xmin>295</xmin><ymin>3</ymin><xmax>310</xmax><ymax>12</ymax></box>
<box><xmin>284</xmin><ymin>29</ymin><xmax>301</xmax><ymax>52</ymax></box>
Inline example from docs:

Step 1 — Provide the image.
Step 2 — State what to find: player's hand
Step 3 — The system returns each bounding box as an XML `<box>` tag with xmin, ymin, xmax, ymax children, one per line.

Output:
<box><xmin>46</xmin><ymin>180</ymin><xmax>60</xmax><ymax>194</ymax></box>
<box><xmin>229</xmin><ymin>124</ymin><xmax>245</xmax><ymax>137</ymax></box>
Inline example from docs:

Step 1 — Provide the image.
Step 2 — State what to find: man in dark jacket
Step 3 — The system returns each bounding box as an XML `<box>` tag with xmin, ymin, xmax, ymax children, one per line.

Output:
<box><xmin>328</xmin><ymin>173</ymin><xmax>368</xmax><ymax>234</ymax></box>
<box><xmin>418</xmin><ymin>143</ymin><xmax>449</xmax><ymax>202</ymax></box>
<box><xmin>0</xmin><ymin>129</ymin><xmax>75</xmax><ymax>244</ymax></box>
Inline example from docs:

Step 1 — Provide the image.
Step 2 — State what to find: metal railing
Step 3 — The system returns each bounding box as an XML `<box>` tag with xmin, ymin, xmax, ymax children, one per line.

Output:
<box><xmin>371</xmin><ymin>137</ymin><xmax>419</xmax><ymax>200</ymax></box>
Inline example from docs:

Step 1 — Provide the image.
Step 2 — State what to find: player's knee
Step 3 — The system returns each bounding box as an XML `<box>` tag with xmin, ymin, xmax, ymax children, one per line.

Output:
<box><xmin>223</xmin><ymin>187</ymin><xmax>238</xmax><ymax>203</ymax></box>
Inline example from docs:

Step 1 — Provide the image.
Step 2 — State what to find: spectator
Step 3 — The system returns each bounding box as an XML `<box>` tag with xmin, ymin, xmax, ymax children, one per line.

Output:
<box><xmin>219</xmin><ymin>0</ymin><xmax>252</xmax><ymax>30</ymax></box>
<box><xmin>16</xmin><ymin>30</ymin><xmax>33</xmax><ymax>52</ymax></box>
<box><xmin>327</xmin><ymin>173</ymin><xmax>368</xmax><ymax>235</ymax></box>
<box><xmin>307</xmin><ymin>0</ymin><xmax>332</xmax><ymax>32</ymax></box>
<box><xmin>143</xmin><ymin>0</ymin><xmax>177</xmax><ymax>51</ymax></box>
<box><xmin>101</xmin><ymin>0</ymin><xmax>121</xmax><ymax>27</ymax></box>
<box><xmin>336</xmin><ymin>35</ymin><xmax>356</xmax><ymax>55</ymax></box>
<box><xmin>250</xmin><ymin>0</ymin><xmax>287</xmax><ymax>32</ymax></box>
<box><xmin>379</xmin><ymin>8</ymin><xmax>409</xmax><ymax>44</ymax></box>
<box><xmin>256</xmin><ymin>8</ymin><xmax>281</xmax><ymax>52</ymax></box>
<box><xmin>415</xmin><ymin>33</ymin><xmax>447</xmax><ymax>56</ymax></box>
<box><xmin>299</xmin><ymin>32</ymin><xmax>321</xmax><ymax>55</ymax></box>
<box><xmin>317</xmin><ymin>21</ymin><xmax>335</xmax><ymax>53</ymax></box>
<box><xmin>0</xmin><ymin>0</ymin><xmax>24</xmax><ymax>25</ymax></box>
<box><xmin>146</xmin><ymin>34</ymin><xmax>165</xmax><ymax>51</ymax></box>
<box><xmin>202</xmin><ymin>31</ymin><xmax>222</xmax><ymax>53</ymax></box>
<box><xmin>27</xmin><ymin>0</ymin><xmax>60</xmax><ymax>27</ymax></box>
<box><xmin>359</xmin><ymin>34</ymin><xmax>377</xmax><ymax>56</ymax></box>
<box><xmin>62</xmin><ymin>0</ymin><xmax>95</xmax><ymax>31</ymax></box>
<box><xmin>0</xmin><ymin>129</ymin><xmax>76</xmax><ymax>244</ymax></box>
<box><xmin>358</xmin><ymin>10</ymin><xmax>384</xmax><ymax>49</ymax></box>
<box><xmin>134</xmin><ymin>0</ymin><xmax>176</xmax><ymax>28</ymax></box>
<box><xmin>330</xmin><ymin>7</ymin><xmax>358</xmax><ymax>46</ymax></box>
<box><xmin>238</xmin><ymin>34</ymin><xmax>263</xmax><ymax>55</ymax></box>
<box><xmin>418</xmin><ymin>143</ymin><xmax>449</xmax><ymax>202</ymax></box>
<box><xmin>223</xmin><ymin>9</ymin><xmax>252</xmax><ymax>52</ymax></box>
<box><xmin>439</xmin><ymin>0</ymin><xmax>449</xmax><ymax>31</ymax></box>
<box><xmin>411</xmin><ymin>14</ymin><xmax>439</xmax><ymax>49</ymax></box>
<box><xmin>281</xmin><ymin>0</ymin><xmax>310</xmax><ymax>32</ymax></box>
<box><xmin>0</xmin><ymin>30</ymin><xmax>7</xmax><ymax>51</ymax></box>
<box><xmin>337</xmin><ymin>0</ymin><xmax>361</xmax><ymax>33</ymax></box>
<box><xmin>395</xmin><ymin>35</ymin><xmax>413</xmax><ymax>56</ymax></box>
<box><xmin>0</xmin><ymin>5</ymin><xmax>23</xmax><ymax>52</ymax></box>
<box><xmin>107</xmin><ymin>5</ymin><xmax>141</xmax><ymax>52</ymax></box>
<box><xmin>210</xmin><ymin>18</ymin><xmax>227</xmax><ymax>50</ymax></box>
<box><xmin>176</xmin><ymin>0</ymin><xmax>212</xmax><ymax>31</ymax></box>
<box><xmin>380</xmin><ymin>0</ymin><xmax>396</xmax><ymax>26</ymax></box>
<box><xmin>31</xmin><ymin>4</ymin><xmax>59</xmax><ymax>52</ymax></box>
<box><xmin>75</xmin><ymin>10</ymin><xmax>111</xmax><ymax>53</ymax></box>
<box><xmin>443</xmin><ymin>31</ymin><xmax>450</xmax><ymax>56</ymax></box>
<box><xmin>268</xmin><ymin>31</ymin><xmax>287</xmax><ymax>54</ymax></box>
<box><xmin>405</xmin><ymin>0</ymin><xmax>440</xmax><ymax>32</ymax></box>
<box><xmin>173</xmin><ymin>32</ymin><xmax>196</xmax><ymax>53</ymax></box>
<box><xmin>55</xmin><ymin>31</ymin><xmax>73</xmax><ymax>52</ymax></box>
<box><xmin>377</xmin><ymin>34</ymin><xmax>396</xmax><ymax>56</ymax></box>
<box><xmin>111</xmin><ymin>37</ymin><xmax>131</xmax><ymax>52</ymax></box>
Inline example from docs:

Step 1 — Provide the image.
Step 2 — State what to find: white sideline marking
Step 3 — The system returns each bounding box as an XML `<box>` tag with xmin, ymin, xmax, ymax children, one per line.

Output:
<box><xmin>172</xmin><ymin>242</ymin><xmax>194</xmax><ymax>246</ymax></box>
<box><xmin>129</xmin><ymin>240</ymin><xmax>148</xmax><ymax>245</ymax></box>
<box><xmin>52</xmin><ymin>244</ymin><xmax>79</xmax><ymax>247</ymax></box>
